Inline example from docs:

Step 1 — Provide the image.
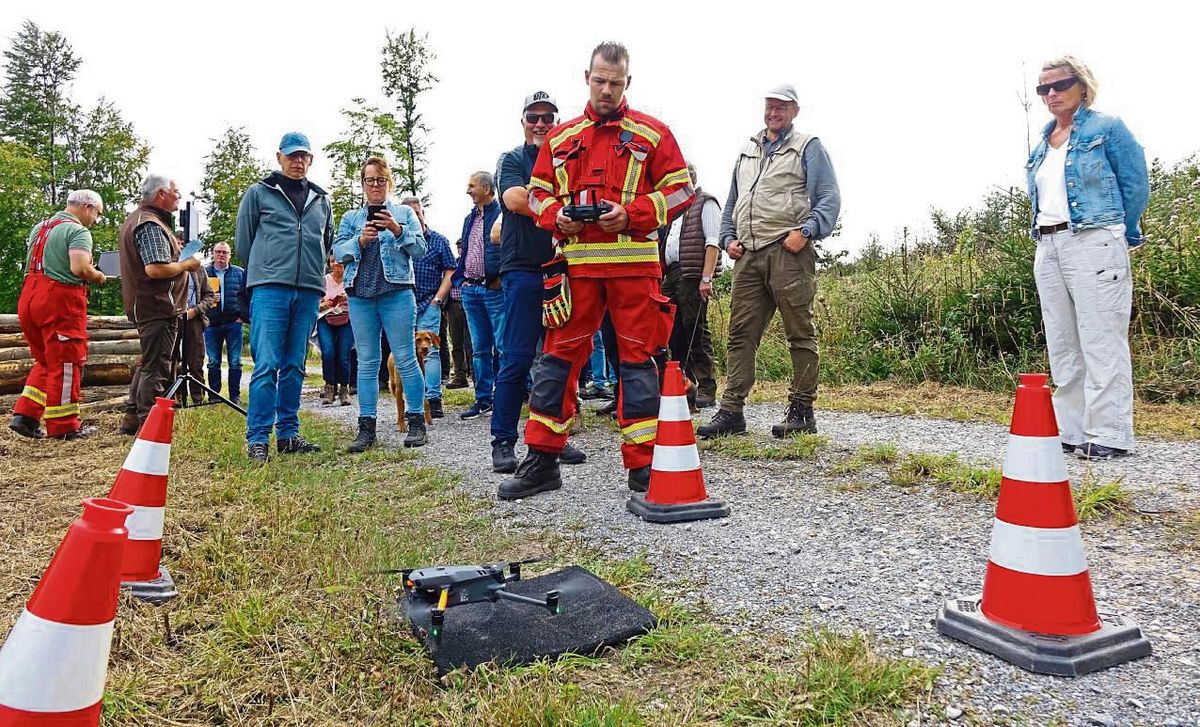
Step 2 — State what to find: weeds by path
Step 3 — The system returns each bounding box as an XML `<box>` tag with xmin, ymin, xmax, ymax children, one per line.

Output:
<box><xmin>700</xmin><ymin>433</ymin><xmax>829</xmax><ymax>461</ymax></box>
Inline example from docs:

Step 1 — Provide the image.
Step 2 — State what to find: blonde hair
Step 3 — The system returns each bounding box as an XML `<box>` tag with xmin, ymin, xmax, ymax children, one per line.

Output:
<box><xmin>360</xmin><ymin>155</ymin><xmax>395</xmax><ymax>190</ymax></box>
<box><xmin>1041</xmin><ymin>55</ymin><xmax>1098</xmax><ymax>107</ymax></box>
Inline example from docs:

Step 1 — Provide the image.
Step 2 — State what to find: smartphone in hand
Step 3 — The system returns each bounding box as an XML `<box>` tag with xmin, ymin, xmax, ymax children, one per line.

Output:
<box><xmin>366</xmin><ymin>204</ymin><xmax>387</xmax><ymax>229</ymax></box>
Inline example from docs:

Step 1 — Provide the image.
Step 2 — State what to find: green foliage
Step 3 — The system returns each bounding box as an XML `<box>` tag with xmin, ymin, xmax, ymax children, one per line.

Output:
<box><xmin>0</xmin><ymin>142</ymin><xmax>47</xmax><ymax>311</ymax></box>
<box><xmin>197</xmin><ymin>126</ymin><xmax>268</xmax><ymax>260</ymax></box>
<box><xmin>1073</xmin><ymin>475</ymin><xmax>1135</xmax><ymax>522</ymax></box>
<box><xmin>380</xmin><ymin>28</ymin><xmax>438</xmax><ymax>200</ymax></box>
<box><xmin>323</xmin><ymin>101</ymin><xmax>411</xmax><ymax>222</ymax></box>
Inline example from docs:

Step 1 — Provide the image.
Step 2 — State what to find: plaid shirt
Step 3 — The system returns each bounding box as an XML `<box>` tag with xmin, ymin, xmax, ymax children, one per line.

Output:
<box><xmin>413</xmin><ymin>228</ymin><xmax>456</xmax><ymax>316</ymax></box>
<box><xmin>134</xmin><ymin>222</ymin><xmax>173</xmax><ymax>266</ymax></box>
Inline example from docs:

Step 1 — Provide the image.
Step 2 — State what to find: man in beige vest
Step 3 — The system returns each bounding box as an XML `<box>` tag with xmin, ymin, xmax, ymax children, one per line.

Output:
<box><xmin>698</xmin><ymin>84</ymin><xmax>841</xmax><ymax>439</ymax></box>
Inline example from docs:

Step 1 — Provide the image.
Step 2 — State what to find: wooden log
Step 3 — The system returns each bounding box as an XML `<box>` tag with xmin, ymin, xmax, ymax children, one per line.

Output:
<box><xmin>0</xmin><ymin>353</ymin><xmax>138</xmax><ymax>395</ymax></box>
<box><xmin>0</xmin><ymin>314</ymin><xmax>133</xmax><ymax>334</ymax></box>
<box><xmin>80</xmin><ymin>395</ymin><xmax>129</xmax><ymax>414</ymax></box>
<box><xmin>0</xmin><ymin>328</ymin><xmax>140</xmax><ymax>348</ymax></box>
<box><xmin>0</xmin><ymin>339</ymin><xmax>142</xmax><ymax>362</ymax></box>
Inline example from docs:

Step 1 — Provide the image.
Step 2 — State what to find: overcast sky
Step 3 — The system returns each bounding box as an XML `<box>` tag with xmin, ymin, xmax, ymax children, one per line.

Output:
<box><xmin>4</xmin><ymin>1</ymin><xmax>1196</xmax><ymax>258</ymax></box>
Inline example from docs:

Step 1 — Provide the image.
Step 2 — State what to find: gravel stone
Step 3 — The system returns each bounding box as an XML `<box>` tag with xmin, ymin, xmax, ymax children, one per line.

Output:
<box><xmin>306</xmin><ymin>392</ymin><xmax>1200</xmax><ymax>726</ymax></box>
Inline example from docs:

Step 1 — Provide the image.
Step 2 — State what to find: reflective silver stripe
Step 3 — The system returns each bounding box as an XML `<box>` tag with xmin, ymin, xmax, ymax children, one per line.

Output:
<box><xmin>60</xmin><ymin>362</ymin><xmax>73</xmax><ymax>408</ymax></box>
<box><xmin>121</xmin><ymin>439</ymin><xmax>171</xmax><ymax>476</ymax></box>
<box><xmin>1002</xmin><ymin>434</ymin><xmax>1067</xmax><ymax>483</ymax></box>
<box><xmin>0</xmin><ymin>610</ymin><xmax>112</xmax><ymax>712</ymax></box>
<box><xmin>126</xmin><ymin>505</ymin><xmax>166</xmax><ymax>541</ymax></box>
<box><xmin>664</xmin><ymin>184</ymin><xmax>695</xmax><ymax>209</ymax></box>
<box><xmin>988</xmin><ymin>519</ymin><xmax>1088</xmax><ymax>576</ymax></box>
<box><xmin>651</xmin><ymin>444</ymin><xmax>701</xmax><ymax>472</ymax></box>
<box><xmin>658</xmin><ymin>396</ymin><xmax>690</xmax><ymax>422</ymax></box>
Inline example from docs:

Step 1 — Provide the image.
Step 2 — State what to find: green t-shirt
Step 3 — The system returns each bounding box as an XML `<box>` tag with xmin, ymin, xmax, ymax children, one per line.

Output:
<box><xmin>25</xmin><ymin>211</ymin><xmax>93</xmax><ymax>286</ymax></box>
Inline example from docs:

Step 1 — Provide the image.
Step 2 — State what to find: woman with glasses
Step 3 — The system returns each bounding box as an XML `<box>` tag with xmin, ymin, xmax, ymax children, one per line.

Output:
<box><xmin>1027</xmin><ymin>56</ymin><xmax>1148</xmax><ymax>460</ymax></box>
<box><xmin>332</xmin><ymin>156</ymin><xmax>428</xmax><ymax>451</ymax></box>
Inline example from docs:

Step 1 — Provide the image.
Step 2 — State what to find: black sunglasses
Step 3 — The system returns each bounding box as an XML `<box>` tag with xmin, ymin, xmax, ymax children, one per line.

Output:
<box><xmin>524</xmin><ymin>112</ymin><xmax>555</xmax><ymax>124</ymax></box>
<box><xmin>1036</xmin><ymin>77</ymin><xmax>1080</xmax><ymax>96</ymax></box>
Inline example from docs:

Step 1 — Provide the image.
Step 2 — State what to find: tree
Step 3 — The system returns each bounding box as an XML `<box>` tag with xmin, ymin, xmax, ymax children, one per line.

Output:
<box><xmin>323</xmin><ymin>101</ymin><xmax>407</xmax><ymax>221</ymax></box>
<box><xmin>1</xmin><ymin>20</ymin><xmax>81</xmax><ymax>206</ymax></box>
<box><xmin>380</xmin><ymin>29</ymin><xmax>438</xmax><ymax>199</ymax></box>
<box><xmin>0</xmin><ymin>142</ymin><xmax>47</xmax><ymax>312</ymax></box>
<box><xmin>197</xmin><ymin>126</ymin><xmax>268</xmax><ymax>257</ymax></box>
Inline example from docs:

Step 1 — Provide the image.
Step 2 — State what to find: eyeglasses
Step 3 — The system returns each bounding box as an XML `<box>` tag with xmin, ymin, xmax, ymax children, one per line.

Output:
<box><xmin>525</xmin><ymin>112</ymin><xmax>555</xmax><ymax>124</ymax></box>
<box><xmin>1036</xmin><ymin>77</ymin><xmax>1080</xmax><ymax>96</ymax></box>
<box><xmin>213</xmin><ymin>250</ymin><xmax>230</xmax><ymax>255</ymax></box>
<box><xmin>362</xmin><ymin>177</ymin><xmax>389</xmax><ymax>187</ymax></box>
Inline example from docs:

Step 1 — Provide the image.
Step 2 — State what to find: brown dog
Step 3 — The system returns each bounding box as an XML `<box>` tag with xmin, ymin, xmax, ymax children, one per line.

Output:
<box><xmin>388</xmin><ymin>330</ymin><xmax>440</xmax><ymax>431</ymax></box>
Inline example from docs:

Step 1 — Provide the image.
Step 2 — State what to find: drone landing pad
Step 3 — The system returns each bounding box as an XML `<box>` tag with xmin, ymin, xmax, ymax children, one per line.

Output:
<box><xmin>403</xmin><ymin>565</ymin><xmax>656</xmax><ymax>675</ymax></box>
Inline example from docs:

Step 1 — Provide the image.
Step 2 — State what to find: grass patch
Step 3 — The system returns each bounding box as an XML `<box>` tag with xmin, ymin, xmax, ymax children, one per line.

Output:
<box><xmin>1173</xmin><ymin>509</ymin><xmax>1200</xmax><ymax>550</ymax></box>
<box><xmin>886</xmin><ymin>452</ymin><xmax>1001</xmax><ymax>499</ymax></box>
<box><xmin>832</xmin><ymin>442</ymin><xmax>900</xmax><ymax>475</ymax></box>
<box><xmin>1073</xmin><ymin>475</ymin><xmax>1135</xmax><ymax>522</ymax></box>
<box><xmin>11</xmin><ymin>406</ymin><xmax>934</xmax><ymax>724</ymax></box>
<box><xmin>700</xmin><ymin>433</ymin><xmax>829</xmax><ymax>461</ymax></box>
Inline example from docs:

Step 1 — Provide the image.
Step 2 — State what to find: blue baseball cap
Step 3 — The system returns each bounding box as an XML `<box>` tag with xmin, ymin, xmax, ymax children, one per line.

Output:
<box><xmin>278</xmin><ymin>131</ymin><xmax>312</xmax><ymax>156</ymax></box>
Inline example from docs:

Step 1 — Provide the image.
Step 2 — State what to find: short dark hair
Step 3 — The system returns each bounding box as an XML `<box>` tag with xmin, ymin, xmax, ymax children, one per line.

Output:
<box><xmin>589</xmin><ymin>41</ymin><xmax>629</xmax><ymax>72</ymax></box>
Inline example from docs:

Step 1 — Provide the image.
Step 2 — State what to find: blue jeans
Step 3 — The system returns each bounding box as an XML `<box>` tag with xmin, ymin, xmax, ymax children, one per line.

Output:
<box><xmin>316</xmin><ymin>319</ymin><xmax>354</xmax><ymax>385</ymax></box>
<box><xmin>415</xmin><ymin>303</ymin><xmax>443</xmax><ymax>401</ymax></box>
<box><xmin>204</xmin><ymin>320</ymin><xmax>243</xmax><ymax>395</ymax></box>
<box><xmin>589</xmin><ymin>331</ymin><xmax>613</xmax><ymax>388</ymax></box>
<box><xmin>247</xmin><ymin>284</ymin><xmax>319</xmax><ymax>444</ymax></box>
<box><xmin>492</xmin><ymin>271</ymin><xmax>542</xmax><ymax>445</ymax></box>
<box><xmin>348</xmin><ymin>289</ymin><xmax>424</xmax><ymax>417</ymax></box>
<box><xmin>461</xmin><ymin>283</ymin><xmax>505</xmax><ymax>406</ymax></box>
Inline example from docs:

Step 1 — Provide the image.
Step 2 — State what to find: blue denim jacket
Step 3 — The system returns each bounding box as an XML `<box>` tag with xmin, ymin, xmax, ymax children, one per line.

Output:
<box><xmin>333</xmin><ymin>201</ymin><xmax>428</xmax><ymax>288</ymax></box>
<box><xmin>1025</xmin><ymin>106</ymin><xmax>1149</xmax><ymax>247</ymax></box>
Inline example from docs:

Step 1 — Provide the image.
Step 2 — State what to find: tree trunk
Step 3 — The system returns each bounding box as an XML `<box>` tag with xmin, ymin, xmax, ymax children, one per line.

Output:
<box><xmin>0</xmin><ymin>353</ymin><xmax>138</xmax><ymax>394</ymax></box>
<box><xmin>0</xmin><ymin>339</ymin><xmax>141</xmax><ymax>362</ymax></box>
<box><xmin>0</xmin><ymin>314</ymin><xmax>133</xmax><ymax>334</ymax></box>
<box><xmin>0</xmin><ymin>328</ymin><xmax>140</xmax><ymax>348</ymax></box>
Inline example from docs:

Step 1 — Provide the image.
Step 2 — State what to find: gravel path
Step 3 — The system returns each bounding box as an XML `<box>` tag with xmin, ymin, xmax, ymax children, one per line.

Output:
<box><xmin>305</xmin><ymin>390</ymin><xmax>1200</xmax><ymax>726</ymax></box>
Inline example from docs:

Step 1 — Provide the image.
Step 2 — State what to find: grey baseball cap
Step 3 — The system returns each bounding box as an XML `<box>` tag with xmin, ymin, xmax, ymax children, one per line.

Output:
<box><xmin>764</xmin><ymin>84</ymin><xmax>799</xmax><ymax>103</ymax></box>
<box><xmin>522</xmin><ymin>91</ymin><xmax>558</xmax><ymax>113</ymax></box>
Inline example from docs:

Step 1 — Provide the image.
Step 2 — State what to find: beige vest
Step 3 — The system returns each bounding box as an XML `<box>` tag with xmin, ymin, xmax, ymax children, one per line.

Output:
<box><xmin>732</xmin><ymin>128</ymin><xmax>812</xmax><ymax>250</ymax></box>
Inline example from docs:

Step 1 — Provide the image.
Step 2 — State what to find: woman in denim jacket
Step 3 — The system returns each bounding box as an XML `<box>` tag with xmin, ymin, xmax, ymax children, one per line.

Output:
<box><xmin>333</xmin><ymin>156</ymin><xmax>428</xmax><ymax>451</ymax></box>
<box><xmin>1026</xmin><ymin>56</ymin><xmax>1148</xmax><ymax>460</ymax></box>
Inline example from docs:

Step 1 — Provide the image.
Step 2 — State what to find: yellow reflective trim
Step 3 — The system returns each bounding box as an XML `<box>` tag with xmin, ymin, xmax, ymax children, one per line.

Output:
<box><xmin>549</xmin><ymin>119</ymin><xmax>592</xmax><ymax>151</ymax></box>
<box><xmin>565</xmin><ymin>252</ymin><xmax>661</xmax><ymax>265</ymax></box>
<box><xmin>21</xmin><ymin>386</ymin><xmax>47</xmax><ymax>405</ymax></box>
<box><xmin>44</xmin><ymin>403</ymin><xmax>80</xmax><ymax>419</ymax></box>
<box><xmin>529</xmin><ymin>412</ymin><xmax>574</xmax><ymax>434</ymax></box>
<box><xmin>555</xmin><ymin>165</ymin><xmax>570</xmax><ymax>196</ymax></box>
<box><xmin>654</xmin><ymin>168</ymin><xmax>691</xmax><ymax>191</ymax></box>
<box><xmin>620</xmin><ymin>118</ymin><xmax>661</xmax><ymax>146</ymax></box>
<box><xmin>649</xmin><ymin>191</ymin><xmax>669</xmax><ymax>226</ymax></box>
<box><xmin>529</xmin><ymin>176</ymin><xmax>554</xmax><ymax>193</ymax></box>
<box><xmin>622</xmin><ymin>419</ymin><xmax>658</xmax><ymax>444</ymax></box>
<box><xmin>621</xmin><ymin>154</ymin><xmax>644</xmax><ymax>205</ymax></box>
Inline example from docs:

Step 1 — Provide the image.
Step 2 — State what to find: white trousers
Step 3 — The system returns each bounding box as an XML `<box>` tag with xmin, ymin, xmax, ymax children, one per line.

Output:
<box><xmin>1033</xmin><ymin>226</ymin><xmax>1135</xmax><ymax>450</ymax></box>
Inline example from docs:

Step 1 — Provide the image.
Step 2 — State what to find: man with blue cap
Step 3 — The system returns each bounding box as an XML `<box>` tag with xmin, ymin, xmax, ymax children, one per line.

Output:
<box><xmin>235</xmin><ymin>131</ymin><xmax>334</xmax><ymax>463</ymax></box>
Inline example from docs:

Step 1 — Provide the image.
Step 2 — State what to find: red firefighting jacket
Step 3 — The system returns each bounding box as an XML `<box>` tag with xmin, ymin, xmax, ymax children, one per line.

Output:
<box><xmin>527</xmin><ymin>99</ymin><xmax>693</xmax><ymax>278</ymax></box>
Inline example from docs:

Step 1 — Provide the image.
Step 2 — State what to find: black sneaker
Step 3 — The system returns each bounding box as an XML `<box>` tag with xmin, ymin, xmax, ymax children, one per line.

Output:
<box><xmin>403</xmin><ymin>413</ymin><xmax>428</xmax><ymax>448</ymax></box>
<box><xmin>428</xmin><ymin>399</ymin><xmax>444</xmax><ymax>419</ymax></box>
<box><xmin>247</xmin><ymin>442</ymin><xmax>269</xmax><ymax>464</ymax></box>
<box><xmin>628</xmin><ymin>465</ymin><xmax>650</xmax><ymax>492</ymax></box>
<box><xmin>560</xmin><ymin>441</ymin><xmax>586</xmax><ymax>465</ymax></box>
<box><xmin>51</xmin><ymin>425</ymin><xmax>97</xmax><ymax>441</ymax></box>
<box><xmin>695</xmin><ymin>392</ymin><xmax>717</xmax><ymax>409</ymax></box>
<box><xmin>498</xmin><ymin>449</ymin><xmax>562</xmax><ymax>500</ymax></box>
<box><xmin>460</xmin><ymin>401</ymin><xmax>493</xmax><ymax>420</ymax></box>
<box><xmin>278</xmin><ymin>435</ymin><xmax>321</xmax><ymax>454</ymax></box>
<box><xmin>579</xmin><ymin>384</ymin><xmax>609</xmax><ymax>401</ymax></box>
<box><xmin>445</xmin><ymin>378</ymin><xmax>469</xmax><ymax>390</ymax></box>
<box><xmin>771</xmin><ymin>401</ymin><xmax>817</xmax><ymax>438</ymax></box>
<box><xmin>697</xmin><ymin>409</ymin><xmax>746</xmax><ymax>439</ymax></box>
<box><xmin>595</xmin><ymin>399</ymin><xmax>618</xmax><ymax>420</ymax></box>
<box><xmin>1076</xmin><ymin>443</ymin><xmax>1130</xmax><ymax>461</ymax></box>
<box><xmin>8</xmin><ymin>414</ymin><xmax>44</xmax><ymax>439</ymax></box>
<box><xmin>1061</xmin><ymin>442</ymin><xmax>1077</xmax><ymax>455</ymax></box>
<box><xmin>492</xmin><ymin>441</ymin><xmax>518</xmax><ymax>473</ymax></box>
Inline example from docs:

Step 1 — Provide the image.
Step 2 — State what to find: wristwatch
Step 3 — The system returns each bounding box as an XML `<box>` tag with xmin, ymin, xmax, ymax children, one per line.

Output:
<box><xmin>432</xmin><ymin>297</ymin><xmax>445</xmax><ymax>308</ymax></box>
<box><xmin>700</xmin><ymin>276</ymin><xmax>713</xmax><ymax>284</ymax></box>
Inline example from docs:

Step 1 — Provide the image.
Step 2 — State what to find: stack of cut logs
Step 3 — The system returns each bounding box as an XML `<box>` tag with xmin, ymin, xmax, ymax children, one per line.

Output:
<box><xmin>0</xmin><ymin>314</ymin><xmax>139</xmax><ymax>395</ymax></box>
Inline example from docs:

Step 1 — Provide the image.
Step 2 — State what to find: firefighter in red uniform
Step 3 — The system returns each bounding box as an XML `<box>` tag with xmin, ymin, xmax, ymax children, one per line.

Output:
<box><xmin>499</xmin><ymin>41</ymin><xmax>694</xmax><ymax>499</ymax></box>
<box><xmin>9</xmin><ymin>190</ymin><xmax>108</xmax><ymax>440</ymax></box>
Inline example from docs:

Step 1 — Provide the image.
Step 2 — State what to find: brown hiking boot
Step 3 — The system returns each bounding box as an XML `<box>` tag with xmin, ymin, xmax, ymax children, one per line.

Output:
<box><xmin>337</xmin><ymin>384</ymin><xmax>351</xmax><ymax>406</ymax></box>
<box><xmin>320</xmin><ymin>383</ymin><xmax>335</xmax><ymax>405</ymax></box>
<box><xmin>119</xmin><ymin>411</ymin><xmax>140</xmax><ymax>436</ymax></box>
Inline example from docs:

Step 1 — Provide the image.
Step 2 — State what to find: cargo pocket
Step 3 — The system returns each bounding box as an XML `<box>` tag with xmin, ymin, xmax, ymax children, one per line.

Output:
<box><xmin>619</xmin><ymin>359</ymin><xmax>660</xmax><ymax>420</ymax></box>
<box><xmin>529</xmin><ymin>353</ymin><xmax>572</xmax><ymax>418</ymax></box>
<box><xmin>650</xmin><ymin>292</ymin><xmax>676</xmax><ymax>354</ymax></box>
<box><xmin>1093</xmin><ymin>266</ymin><xmax>1129</xmax><ymax>313</ymax></box>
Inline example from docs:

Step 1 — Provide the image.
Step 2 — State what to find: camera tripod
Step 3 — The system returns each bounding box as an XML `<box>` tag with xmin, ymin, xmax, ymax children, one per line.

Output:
<box><xmin>164</xmin><ymin>309</ymin><xmax>246</xmax><ymax>416</ymax></box>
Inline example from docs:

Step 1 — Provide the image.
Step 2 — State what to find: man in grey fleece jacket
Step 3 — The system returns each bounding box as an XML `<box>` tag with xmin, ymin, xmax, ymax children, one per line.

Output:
<box><xmin>235</xmin><ymin>131</ymin><xmax>333</xmax><ymax>463</ymax></box>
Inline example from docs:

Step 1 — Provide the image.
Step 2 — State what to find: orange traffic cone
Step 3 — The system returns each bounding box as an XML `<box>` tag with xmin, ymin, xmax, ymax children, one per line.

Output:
<box><xmin>936</xmin><ymin>373</ymin><xmax>1151</xmax><ymax>675</ymax></box>
<box><xmin>0</xmin><ymin>497</ymin><xmax>133</xmax><ymax>725</ymax></box>
<box><xmin>627</xmin><ymin>361</ymin><xmax>729</xmax><ymax>524</ymax></box>
<box><xmin>107</xmin><ymin>396</ymin><xmax>178</xmax><ymax>604</ymax></box>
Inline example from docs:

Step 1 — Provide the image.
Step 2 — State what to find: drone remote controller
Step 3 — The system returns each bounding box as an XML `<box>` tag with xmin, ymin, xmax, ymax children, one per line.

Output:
<box><xmin>562</xmin><ymin>202</ymin><xmax>612</xmax><ymax>223</ymax></box>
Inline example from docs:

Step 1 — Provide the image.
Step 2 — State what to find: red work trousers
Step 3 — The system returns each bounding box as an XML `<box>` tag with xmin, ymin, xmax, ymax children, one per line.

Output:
<box><xmin>525</xmin><ymin>275</ymin><xmax>675</xmax><ymax>470</ymax></box>
<box><xmin>13</xmin><ymin>275</ymin><xmax>89</xmax><ymax>436</ymax></box>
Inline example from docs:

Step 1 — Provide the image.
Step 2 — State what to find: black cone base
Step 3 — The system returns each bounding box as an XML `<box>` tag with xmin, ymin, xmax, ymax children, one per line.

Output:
<box><xmin>626</xmin><ymin>493</ymin><xmax>730</xmax><ymax>524</ymax></box>
<box><xmin>936</xmin><ymin>594</ymin><xmax>1152</xmax><ymax>677</ymax></box>
<box><xmin>122</xmin><ymin>566</ymin><xmax>178</xmax><ymax>605</ymax></box>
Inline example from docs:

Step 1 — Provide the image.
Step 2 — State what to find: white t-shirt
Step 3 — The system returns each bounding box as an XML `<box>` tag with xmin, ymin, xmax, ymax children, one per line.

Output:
<box><xmin>1035</xmin><ymin>141</ymin><xmax>1070</xmax><ymax>226</ymax></box>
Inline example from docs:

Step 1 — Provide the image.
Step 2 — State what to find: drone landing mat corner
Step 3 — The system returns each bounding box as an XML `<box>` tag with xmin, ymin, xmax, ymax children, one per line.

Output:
<box><xmin>403</xmin><ymin>565</ymin><xmax>657</xmax><ymax>675</ymax></box>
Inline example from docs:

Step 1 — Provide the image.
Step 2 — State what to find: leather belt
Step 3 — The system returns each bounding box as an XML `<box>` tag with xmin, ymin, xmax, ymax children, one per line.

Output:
<box><xmin>1038</xmin><ymin>222</ymin><xmax>1069</xmax><ymax>235</ymax></box>
<box><xmin>463</xmin><ymin>277</ymin><xmax>486</xmax><ymax>286</ymax></box>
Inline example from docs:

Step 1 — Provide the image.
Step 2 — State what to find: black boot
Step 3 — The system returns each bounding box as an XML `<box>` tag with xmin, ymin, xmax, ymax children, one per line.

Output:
<box><xmin>628</xmin><ymin>465</ymin><xmax>650</xmax><ymax>492</ymax></box>
<box><xmin>492</xmin><ymin>441</ymin><xmax>517</xmax><ymax>473</ymax></box>
<box><xmin>497</xmin><ymin>449</ymin><xmax>561</xmax><ymax>500</ymax></box>
<box><xmin>771</xmin><ymin>401</ymin><xmax>817</xmax><ymax>437</ymax></box>
<box><xmin>229</xmin><ymin>368</ymin><xmax>242</xmax><ymax>403</ymax></box>
<box><xmin>428</xmin><ymin>398</ymin><xmax>444</xmax><ymax>419</ymax></box>
<box><xmin>403</xmin><ymin>413</ymin><xmax>427</xmax><ymax>448</ymax></box>
<box><xmin>697</xmin><ymin>408</ymin><xmax>746</xmax><ymax>439</ymax></box>
<box><xmin>8</xmin><ymin>414</ymin><xmax>44</xmax><ymax>439</ymax></box>
<box><xmin>347</xmin><ymin>416</ymin><xmax>377</xmax><ymax>453</ymax></box>
<box><xmin>560</xmin><ymin>441</ymin><xmax>586</xmax><ymax>465</ymax></box>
